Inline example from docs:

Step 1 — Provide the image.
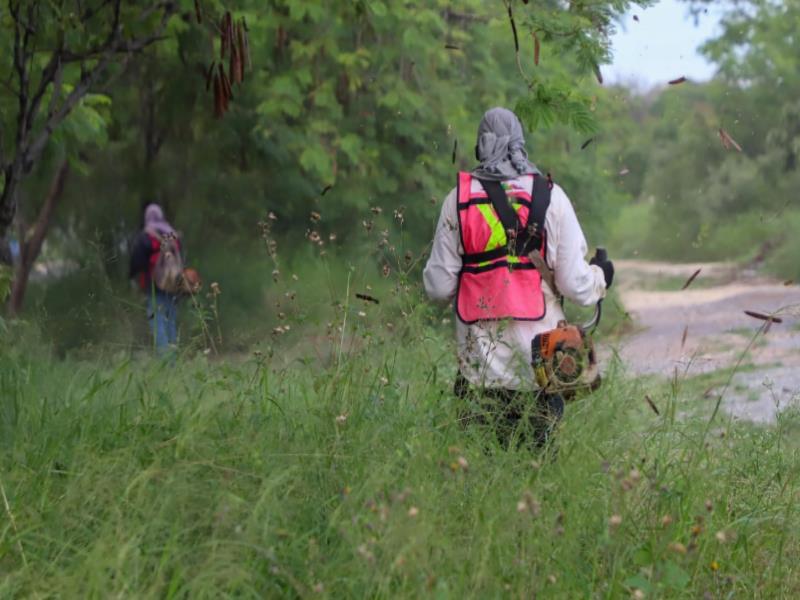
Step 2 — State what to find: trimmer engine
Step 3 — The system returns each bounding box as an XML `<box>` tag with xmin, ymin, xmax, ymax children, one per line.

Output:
<box><xmin>531</xmin><ymin>321</ymin><xmax>600</xmax><ymax>398</ymax></box>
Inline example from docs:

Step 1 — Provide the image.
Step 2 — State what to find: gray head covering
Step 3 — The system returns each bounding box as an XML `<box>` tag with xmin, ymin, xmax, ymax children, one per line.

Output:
<box><xmin>143</xmin><ymin>203</ymin><xmax>176</xmax><ymax>238</ymax></box>
<box><xmin>471</xmin><ymin>107</ymin><xmax>541</xmax><ymax>181</ymax></box>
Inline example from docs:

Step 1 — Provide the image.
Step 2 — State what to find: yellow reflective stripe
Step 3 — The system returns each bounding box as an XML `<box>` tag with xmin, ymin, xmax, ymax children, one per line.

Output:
<box><xmin>474</xmin><ymin>256</ymin><xmax>523</xmax><ymax>268</ymax></box>
<box><xmin>476</xmin><ymin>203</ymin><xmax>506</xmax><ymax>251</ymax></box>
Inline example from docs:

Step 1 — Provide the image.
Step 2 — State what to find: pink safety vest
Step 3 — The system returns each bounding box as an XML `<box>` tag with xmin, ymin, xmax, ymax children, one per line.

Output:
<box><xmin>455</xmin><ymin>171</ymin><xmax>548</xmax><ymax>324</ymax></box>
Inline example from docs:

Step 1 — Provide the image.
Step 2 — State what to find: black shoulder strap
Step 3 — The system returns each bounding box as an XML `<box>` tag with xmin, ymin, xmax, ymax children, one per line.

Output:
<box><xmin>478</xmin><ymin>179</ymin><xmax>519</xmax><ymax>233</ymax></box>
<box><xmin>477</xmin><ymin>176</ymin><xmax>551</xmax><ymax>255</ymax></box>
<box><xmin>528</xmin><ymin>174</ymin><xmax>551</xmax><ymax>252</ymax></box>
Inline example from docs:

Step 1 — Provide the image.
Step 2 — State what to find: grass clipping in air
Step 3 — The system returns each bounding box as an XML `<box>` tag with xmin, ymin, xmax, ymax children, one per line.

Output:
<box><xmin>0</xmin><ymin>329</ymin><xmax>798</xmax><ymax>597</ymax></box>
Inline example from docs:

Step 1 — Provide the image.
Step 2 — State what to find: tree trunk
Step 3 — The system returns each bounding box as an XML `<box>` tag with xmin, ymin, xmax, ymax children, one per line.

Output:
<box><xmin>0</xmin><ymin>167</ymin><xmax>21</xmax><ymax>250</ymax></box>
<box><xmin>8</xmin><ymin>160</ymin><xmax>70</xmax><ymax>316</ymax></box>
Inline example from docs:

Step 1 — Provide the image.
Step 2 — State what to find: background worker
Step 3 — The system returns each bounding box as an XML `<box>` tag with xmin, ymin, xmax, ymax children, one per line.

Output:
<box><xmin>129</xmin><ymin>203</ymin><xmax>183</xmax><ymax>353</ymax></box>
<box><xmin>423</xmin><ymin>107</ymin><xmax>614</xmax><ymax>448</ymax></box>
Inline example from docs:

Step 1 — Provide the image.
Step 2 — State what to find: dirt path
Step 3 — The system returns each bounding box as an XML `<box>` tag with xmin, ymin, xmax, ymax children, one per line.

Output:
<box><xmin>614</xmin><ymin>260</ymin><xmax>800</xmax><ymax>423</ymax></box>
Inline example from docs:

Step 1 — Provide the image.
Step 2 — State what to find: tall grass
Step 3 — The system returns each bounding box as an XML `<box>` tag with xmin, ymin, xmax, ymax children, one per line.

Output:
<box><xmin>1</xmin><ymin>314</ymin><xmax>798</xmax><ymax>598</ymax></box>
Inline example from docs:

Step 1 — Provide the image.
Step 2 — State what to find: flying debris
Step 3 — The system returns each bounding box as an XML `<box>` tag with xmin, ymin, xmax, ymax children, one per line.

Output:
<box><xmin>744</xmin><ymin>310</ymin><xmax>783</xmax><ymax>324</ymax></box>
<box><xmin>680</xmin><ymin>268</ymin><xmax>701</xmax><ymax>290</ymax></box>
<box><xmin>718</xmin><ymin>128</ymin><xmax>743</xmax><ymax>152</ymax></box>
<box><xmin>356</xmin><ymin>293</ymin><xmax>380</xmax><ymax>304</ymax></box>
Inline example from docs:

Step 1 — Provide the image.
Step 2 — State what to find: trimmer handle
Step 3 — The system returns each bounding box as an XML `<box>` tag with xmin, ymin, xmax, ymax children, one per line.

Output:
<box><xmin>593</xmin><ymin>246</ymin><xmax>608</xmax><ymax>264</ymax></box>
<box><xmin>581</xmin><ymin>246</ymin><xmax>607</xmax><ymax>333</ymax></box>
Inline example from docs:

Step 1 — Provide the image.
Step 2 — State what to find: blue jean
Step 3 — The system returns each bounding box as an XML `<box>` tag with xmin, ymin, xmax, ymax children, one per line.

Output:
<box><xmin>147</xmin><ymin>289</ymin><xmax>178</xmax><ymax>352</ymax></box>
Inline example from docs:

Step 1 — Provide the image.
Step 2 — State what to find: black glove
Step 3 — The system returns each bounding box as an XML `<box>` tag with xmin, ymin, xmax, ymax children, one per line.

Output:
<box><xmin>590</xmin><ymin>248</ymin><xmax>614</xmax><ymax>289</ymax></box>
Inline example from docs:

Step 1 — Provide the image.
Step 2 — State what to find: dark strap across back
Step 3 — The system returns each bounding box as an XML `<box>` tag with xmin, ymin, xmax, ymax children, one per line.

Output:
<box><xmin>462</xmin><ymin>175</ymin><xmax>551</xmax><ymax>264</ymax></box>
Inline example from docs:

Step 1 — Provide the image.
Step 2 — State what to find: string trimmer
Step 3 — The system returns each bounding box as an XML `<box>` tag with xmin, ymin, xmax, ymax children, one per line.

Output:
<box><xmin>530</xmin><ymin>247</ymin><xmax>606</xmax><ymax>398</ymax></box>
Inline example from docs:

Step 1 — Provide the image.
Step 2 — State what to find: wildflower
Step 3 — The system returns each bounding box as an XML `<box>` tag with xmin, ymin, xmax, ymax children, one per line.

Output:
<box><xmin>308</xmin><ymin>230</ymin><xmax>321</xmax><ymax>243</ymax></box>
<box><xmin>661</xmin><ymin>514</ymin><xmax>673</xmax><ymax>527</ymax></box>
<box><xmin>609</xmin><ymin>515</ymin><xmax>623</xmax><ymax>530</ymax></box>
<box><xmin>668</xmin><ymin>542</ymin><xmax>687</xmax><ymax>555</ymax></box>
<box><xmin>362</xmin><ymin>219</ymin><xmax>373</xmax><ymax>232</ymax></box>
<box><xmin>292</xmin><ymin>274</ymin><xmax>299</xmax><ymax>281</ymax></box>
<box><xmin>710</xmin><ymin>560</ymin><xmax>719</xmax><ymax>571</ymax></box>
<box><xmin>310</xmin><ymin>211</ymin><xmax>321</xmax><ymax>223</ymax></box>
<box><xmin>357</xmin><ymin>311</ymin><xmax>366</xmax><ymax>317</ymax></box>
<box><xmin>629</xmin><ymin>468</ymin><xmax>641</xmax><ymax>483</ymax></box>
<box><xmin>272</xmin><ymin>269</ymin><xmax>280</xmax><ymax>282</ymax></box>
<box><xmin>382</xmin><ymin>264</ymin><xmax>391</xmax><ymax>278</ymax></box>
<box><xmin>210</xmin><ymin>282</ymin><xmax>221</xmax><ymax>295</ymax></box>
<box><xmin>715</xmin><ymin>530</ymin><xmax>728</xmax><ymax>544</ymax></box>
<box><xmin>457</xmin><ymin>456</ymin><xmax>469</xmax><ymax>470</ymax></box>
<box><xmin>335</xmin><ymin>413</ymin><xmax>348</xmax><ymax>424</ymax></box>
<box><xmin>329</xmin><ymin>233</ymin><xmax>337</xmax><ymax>241</ymax></box>
<box><xmin>631</xmin><ymin>590</ymin><xmax>645</xmax><ymax>599</ymax></box>
<box><xmin>313</xmin><ymin>582</ymin><xmax>324</xmax><ymax>593</ymax></box>
<box><xmin>517</xmin><ymin>492</ymin><xmax>541</xmax><ymax>517</ymax></box>
<box><xmin>370</xmin><ymin>206</ymin><xmax>383</xmax><ymax>215</ymax></box>
<box><xmin>357</xmin><ymin>544</ymin><xmax>375</xmax><ymax>563</ymax></box>
<box><xmin>547</xmin><ymin>574</ymin><xmax>557</xmax><ymax>584</ymax></box>
<box><xmin>407</xmin><ymin>506</ymin><xmax>419</xmax><ymax>518</ymax></box>
<box><xmin>268</xmin><ymin>211</ymin><xmax>278</xmax><ymax>220</ymax></box>
<box><xmin>705</xmin><ymin>499</ymin><xmax>713</xmax><ymax>512</ymax></box>
<box><xmin>691</xmin><ymin>524</ymin><xmax>703</xmax><ymax>537</ymax></box>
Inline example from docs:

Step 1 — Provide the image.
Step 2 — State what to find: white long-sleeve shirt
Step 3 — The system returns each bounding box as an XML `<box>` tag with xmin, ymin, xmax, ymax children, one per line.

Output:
<box><xmin>423</xmin><ymin>175</ymin><xmax>607</xmax><ymax>390</ymax></box>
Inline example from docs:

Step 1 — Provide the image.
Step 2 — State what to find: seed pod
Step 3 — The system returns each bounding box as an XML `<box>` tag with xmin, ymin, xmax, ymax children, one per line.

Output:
<box><xmin>213</xmin><ymin>73</ymin><xmax>224</xmax><ymax>118</ymax></box>
<box><xmin>205</xmin><ymin>61</ymin><xmax>214</xmax><ymax>92</ymax></box>
<box><xmin>218</xmin><ymin>63</ymin><xmax>232</xmax><ymax>100</ymax></box>
<box><xmin>237</xmin><ymin>21</ymin><xmax>246</xmax><ymax>79</ymax></box>
<box><xmin>243</xmin><ymin>21</ymin><xmax>251</xmax><ymax>69</ymax></box>
<box><xmin>230</xmin><ymin>44</ymin><xmax>241</xmax><ymax>85</ymax></box>
<box><xmin>533</xmin><ymin>31</ymin><xmax>540</xmax><ymax>66</ymax></box>
<box><xmin>593</xmin><ymin>63</ymin><xmax>603</xmax><ymax>84</ymax></box>
<box><xmin>220</xmin><ymin>17</ymin><xmax>228</xmax><ymax>58</ymax></box>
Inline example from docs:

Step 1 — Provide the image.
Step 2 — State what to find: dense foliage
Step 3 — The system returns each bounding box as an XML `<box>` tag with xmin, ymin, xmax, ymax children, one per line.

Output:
<box><xmin>1</xmin><ymin>0</ymin><xmax>650</xmax><ymax>349</ymax></box>
<box><xmin>1</xmin><ymin>0</ymin><xmax>798</xmax><ymax>347</ymax></box>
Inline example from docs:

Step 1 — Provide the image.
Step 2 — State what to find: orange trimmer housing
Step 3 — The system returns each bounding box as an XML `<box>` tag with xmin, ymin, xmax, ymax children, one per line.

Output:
<box><xmin>531</xmin><ymin>318</ymin><xmax>601</xmax><ymax>398</ymax></box>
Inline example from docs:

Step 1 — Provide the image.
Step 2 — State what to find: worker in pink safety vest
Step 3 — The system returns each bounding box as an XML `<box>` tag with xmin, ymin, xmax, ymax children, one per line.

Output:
<box><xmin>423</xmin><ymin>107</ymin><xmax>614</xmax><ymax>449</ymax></box>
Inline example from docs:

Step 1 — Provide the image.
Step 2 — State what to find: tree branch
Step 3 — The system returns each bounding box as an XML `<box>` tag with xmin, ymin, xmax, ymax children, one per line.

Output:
<box><xmin>22</xmin><ymin>2</ymin><xmax>178</xmax><ymax>171</ymax></box>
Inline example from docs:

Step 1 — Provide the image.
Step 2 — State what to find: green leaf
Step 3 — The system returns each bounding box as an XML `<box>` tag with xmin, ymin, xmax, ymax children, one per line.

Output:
<box><xmin>662</xmin><ymin>561</ymin><xmax>690</xmax><ymax>590</ymax></box>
